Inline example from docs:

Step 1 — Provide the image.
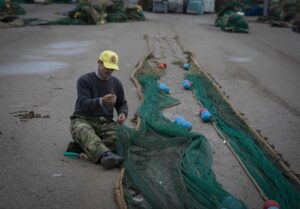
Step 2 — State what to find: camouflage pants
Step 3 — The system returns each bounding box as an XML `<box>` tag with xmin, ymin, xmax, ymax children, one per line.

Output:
<box><xmin>70</xmin><ymin>116</ymin><xmax>117</xmax><ymax>163</ymax></box>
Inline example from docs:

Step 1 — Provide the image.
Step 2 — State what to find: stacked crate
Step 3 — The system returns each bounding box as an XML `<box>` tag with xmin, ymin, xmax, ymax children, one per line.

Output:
<box><xmin>152</xmin><ymin>0</ymin><xmax>168</xmax><ymax>13</ymax></box>
<box><xmin>203</xmin><ymin>0</ymin><xmax>215</xmax><ymax>12</ymax></box>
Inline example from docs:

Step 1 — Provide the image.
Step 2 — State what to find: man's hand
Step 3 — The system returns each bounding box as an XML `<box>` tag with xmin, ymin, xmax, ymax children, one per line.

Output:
<box><xmin>117</xmin><ymin>113</ymin><xmax>126</xmax><ymax>124</ymax></box>
<box><xmin>102</xmin><ymin>94</ymin><xmax>117</xmax><ymax>106</ymax></box>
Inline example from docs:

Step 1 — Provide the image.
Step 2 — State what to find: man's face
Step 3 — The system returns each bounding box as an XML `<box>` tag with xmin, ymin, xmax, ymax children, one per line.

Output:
<box><xmin>98</xmin><ymin>61</ymin><xmax>114</xmax><ymax>79</ymax></box>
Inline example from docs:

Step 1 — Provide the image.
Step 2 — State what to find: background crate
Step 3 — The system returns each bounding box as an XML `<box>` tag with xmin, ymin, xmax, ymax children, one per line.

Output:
<box><xmin>168</xmin><ymin>0</ymin><xmax>183</xmax><ymax>13</ymax></box>
<box><xmin>153</xmin><ymin>0</ymin><xmax>168</xmax><ymax>13</ymax></box>
<box><xmin>203</xmin><ymin>0</ymin><xmax>215</xmax><ymax>12</ymax></box>
<box><xmin>125</xmin><ymin>0</ymin><xmax>139</xmax><ymax>8</ymax></box>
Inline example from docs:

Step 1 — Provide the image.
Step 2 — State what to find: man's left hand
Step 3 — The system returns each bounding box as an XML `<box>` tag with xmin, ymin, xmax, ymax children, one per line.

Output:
<box><xmin>117</xmin><ymin>113</ymin><xmax>126</xmax><ymax>124</ymax></box>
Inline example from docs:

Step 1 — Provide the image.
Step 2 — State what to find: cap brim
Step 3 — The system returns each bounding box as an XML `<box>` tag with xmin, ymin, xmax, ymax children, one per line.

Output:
<box><xmin>103</xmin><ymin>61</ymin><xmax>119</xmax><ymax>70</ymax></box>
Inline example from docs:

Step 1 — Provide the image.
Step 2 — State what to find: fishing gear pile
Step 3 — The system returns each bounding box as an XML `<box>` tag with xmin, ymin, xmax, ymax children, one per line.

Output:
<box><xmin>215</xmin><ymin>2</ymin><xmax>249</xmax><ymax>33</ymax></box>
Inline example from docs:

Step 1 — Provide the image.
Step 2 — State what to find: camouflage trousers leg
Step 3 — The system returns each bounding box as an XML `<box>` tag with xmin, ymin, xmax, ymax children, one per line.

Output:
<box><xmin>70</xmin><ymin>116</ymin><xmax>117</xmax><ymax>163</ymax></box>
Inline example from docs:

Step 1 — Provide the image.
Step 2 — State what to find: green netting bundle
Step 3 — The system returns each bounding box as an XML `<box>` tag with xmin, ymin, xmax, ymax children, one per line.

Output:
<box><xmin>106</xmin><ymin>8</ymin><xmax>145</xmax><ymax>22</ymax></box>
<box><xmin>269</xmin><ymin>0</ymin><xmax>296</xmax><ymax>21</ymax></box>
<box><xmin>257</xmin><ymin>0</ymin><xmax>297</xmax><ymax>23</ymax></box>
<box><xmin>46</xmin><ymin>2</ymin><xmax>145</xmax><ymax>25</ymax></box>
<box><xmin>116</xmin><ymin>69</ymin><xmax>247</xmax><ymax>209</ymax></box>
<box><xmin>186</xmin><ymin>70</ymin><xmax>300</xmax><ymax>209</ymax></box>
<box><xmin>215</xmin><ymin>11</ymin><xmax>249</xmax><ymax>33</ymax></box>
<box><xmin>0</xmin><ymin>0</ymin><xmax>25</xmax><ymax>16</ymax></box>
<box><xmin>115</xmin><ymin>57</ymin><xmax>300</xmax><ymax>209</ymax></box>
<box><xmin>106</xmin><ymin>10</ymin><xmax>128</xmax><ymax>22</ymax></box>
<box><xmin>45</xmin><ymin>3</ymin><xmax>106</xmax><ymax>25</ymax></box>
<box><xmin>47</xmin><ymin>17</ymin><xmax>87</xmax><ymax>25</ymax></box>
<box><xmin>221</xmin><ymin>11</ymin><xmax>249</xmax><ymax>32</ymax></box>
<box><xmin>215</xmin><ymin>2</ymin><xmax>249</xmax><ymax>33</ymax></box>
<box><xmin>126</xmin><ymin>7</ymin><xmax>145</xmax><ymax>21</ymax></box>
<box><xmin>106</xmin><ymin>3</ymin><xmax>145</xmax><ymax>22</ymax></box>
<box><xmin>68</xmin><ymin>3</ymin><xmax>106</xmax><ymax>24</ymax></box>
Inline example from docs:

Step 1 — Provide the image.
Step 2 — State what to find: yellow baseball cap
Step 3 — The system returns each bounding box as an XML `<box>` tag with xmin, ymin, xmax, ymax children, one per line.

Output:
<box><xmin>99</xmin><ymin>50</ymin><xmax>119</xmax><ymax>71</ymax></box>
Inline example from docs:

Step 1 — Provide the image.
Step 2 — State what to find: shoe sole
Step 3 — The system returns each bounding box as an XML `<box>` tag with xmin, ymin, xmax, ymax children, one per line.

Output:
<box><xmin>101</xmin><ymin>157</ymin><xmax>124</xmax><ymax>169</ymax></box>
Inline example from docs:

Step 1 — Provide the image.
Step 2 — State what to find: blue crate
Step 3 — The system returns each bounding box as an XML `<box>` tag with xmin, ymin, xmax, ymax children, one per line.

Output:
<box><xmin>153</xmin><ymin>0</ymin><xmax>168</xmax><ymax>13</ymax></box>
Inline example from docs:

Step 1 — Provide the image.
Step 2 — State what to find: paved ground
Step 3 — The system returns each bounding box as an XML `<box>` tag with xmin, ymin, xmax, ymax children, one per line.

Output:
<box><xmin>0</xmin><ymin>4</ymin><xmax>299</xmax><ymax>209</ymax></box>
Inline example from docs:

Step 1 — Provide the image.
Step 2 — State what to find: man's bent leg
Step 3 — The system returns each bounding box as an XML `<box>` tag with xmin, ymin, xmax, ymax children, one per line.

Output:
<box><xmin>93</xmin><ymin>118</ymin><xmax>124</xmax><ymax>169</ymax></box>
<box><xmin>94</xmin><ymin>118</ymin><xmax>117</xmax><ymax>152</ymax></box>
<box><xmin>70</xmin><ymin>118</ymin><xmax>110</xmax><ymax>163</ymax></box>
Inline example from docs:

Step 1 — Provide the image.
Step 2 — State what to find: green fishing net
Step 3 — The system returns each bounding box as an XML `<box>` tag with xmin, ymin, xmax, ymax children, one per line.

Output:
<box><xmin>269</xmin><ymin>0</ymin><xmax>296</xmax><ymax>21</ymax></box>
<box><xmin>0</xmin><ymin>0</ymin><xmax>25</xmax><ymax>16</ymax></box>
<box><xmin>185</xmin><ymin>66</ymin><xmax>300</xmax><ymax>209</ymax></box>
<box><xmin>116</xmin><ymin>61</ymin><xmax>248</xmax><ymax>209</ymax></box>
<box><xmin>215</xmin><ymin>10</ymin><xmax>249</xmax><ymax>33</ymax></box>
<box><xmin>257</xmin><ymin>0</ymin><xmax>297</xmax><ymax>23</ymax></box>
<box><xmin>115</xmin><ymin>58</ymin><xmax>300</xmax><ymax>209</ymax></box>
<box><xmin>48</xmin><ymin>2</ymin><xmax>144</xmax><ymax>25</ymax></box>
<box><xmin>215</xmin><ymin>2</ymin><xmax>249</xmax><ymax>33</ymax></box>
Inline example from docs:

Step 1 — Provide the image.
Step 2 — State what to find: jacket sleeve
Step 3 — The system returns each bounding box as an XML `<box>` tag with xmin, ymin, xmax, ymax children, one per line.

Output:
<box><xmin>76</xmin><ymin>77</ymin><xmax>100</xmax><ymax>112</ymax></box>
<box><xmin>115</xmin><ymin>80</ymin><xmax>128</xmax><ymax>117</ymax></box>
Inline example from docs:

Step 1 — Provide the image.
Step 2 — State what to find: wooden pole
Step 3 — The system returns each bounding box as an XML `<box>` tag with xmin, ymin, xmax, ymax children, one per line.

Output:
<box><xmin>114</xmin><ymin>168</ymin><xmax>127</xmax><ymax>209</ymax></box>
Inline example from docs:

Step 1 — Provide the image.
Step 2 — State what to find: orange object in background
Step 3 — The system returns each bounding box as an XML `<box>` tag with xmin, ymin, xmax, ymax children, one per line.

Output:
<box><xmin>158</xmin><ymin>63</ymin><xmax>167</xmax><ymax>69</ymax></box>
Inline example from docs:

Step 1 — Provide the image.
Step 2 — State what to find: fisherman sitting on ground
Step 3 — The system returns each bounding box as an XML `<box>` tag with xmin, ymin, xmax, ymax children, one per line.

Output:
<box><xmin>68</xmin><ymin>50</ymin><xmax>128</xmax><ymax>169</ymax></box>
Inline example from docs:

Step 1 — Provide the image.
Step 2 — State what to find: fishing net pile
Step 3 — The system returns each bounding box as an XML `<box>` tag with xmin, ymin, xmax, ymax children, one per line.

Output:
<box><xmin>114</xmin><ymin>55</ymin><xmax>300</xmax><ymax>209</ymax></box>
<box><xmin>215</xmin><ymin>2</ymin><xmax>249</xmax><ymax>33</ymax></box>
<box><xmin>0</xmin><ymin>0</ymin><xmax>26</xmax><ymax>27</ymax></box>
<box><xmin>186</xmin><ymin>64</ymin><xmax>300</xmax><ymax>209</ymax></box>
<box><xmin>48</xmin><ymin>1</ymin><xmax>145</xmax><ymax>25</ymax></box>
<box><xmin>1</xmin><ymin>0</ymin><xmax>145</xmax><ymax>27</ymax></box>
<box><xmin>116</xmin><ymin>61</ymin><xmax>247</xmax><ymax>209</ymax></box>
<box><xmin>257</xmin><ymin>0</ymin><xmax>299</xmax><ymax>28</ymax></box>
<box><xmin>0</xmin><ymin>0</ymin><xmax>25</xmax><ymax>15</ymax></box>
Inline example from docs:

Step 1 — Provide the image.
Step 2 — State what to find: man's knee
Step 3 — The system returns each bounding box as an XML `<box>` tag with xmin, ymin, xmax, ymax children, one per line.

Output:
<box><xmin>71</xmin><ymin>121</ymin><xmax>94</xmax><ymax>140</ymax></box>
<box><xmin>73</xmin><ymin>122</ymin><xmax>93</xmax><ymax>133</ymax></box>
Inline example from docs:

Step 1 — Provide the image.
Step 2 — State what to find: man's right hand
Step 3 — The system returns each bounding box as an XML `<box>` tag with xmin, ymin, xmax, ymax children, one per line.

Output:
<box><xmin>102</xmin><ymin>94</ymin><xmax>117</xmax><ymax>106</ymax></box>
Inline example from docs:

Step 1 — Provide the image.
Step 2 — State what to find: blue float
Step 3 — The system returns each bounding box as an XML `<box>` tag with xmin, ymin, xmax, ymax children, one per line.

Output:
<box><xmin>199</xmin><ymin>108</ymin><xmax>212</xmax><ymax>122</ymax></box>
<box><xmin>159</xmin><ymin>83</ymin><xmax>170</xmax><ymax>93</ymax></box>
<box><xmin>182</xmin><ymin>79</ymin><xmax>192</xmax><ymax>90</ymax></box>
<box><xmin>183</xmin><ymin>63</ymin><xmax>190</xmax><ymax>71</ymax></box>
<box><xmin>174</xmin><ymin>116</ymin><xmax>192</xmax><ymax>130</ymax></box>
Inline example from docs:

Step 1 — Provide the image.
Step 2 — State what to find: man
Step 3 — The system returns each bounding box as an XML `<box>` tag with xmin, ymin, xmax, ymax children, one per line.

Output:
<box><xmin>69</xmin><ymin>50</ymin><xmax>128</xmax><ymax>169</ymax></box>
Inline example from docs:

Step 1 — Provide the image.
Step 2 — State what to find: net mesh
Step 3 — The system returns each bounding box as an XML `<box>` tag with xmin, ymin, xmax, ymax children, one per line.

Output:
<box><xmin>48</xmin><ymin>2</ymin><xmax>145</xmax><ymax>25</ymax></box>
<box><xmin>116</xmin><ymin>56</ymin><xmax>300</xmax><ymax>209</ymax></box>
<box><xmin>0</xmin><ymin>0</ymin><xmax>25</xmax><ymax>16</ymax></box>
<box><xmin>215</xmin><ymin>2</ymin><xmax>249</xmax><ymax>33</ymax></box>
<box><xmin>186</xmin><ymin>64</ymin><xmax>300</xmax><ymax>209</ymax></box>
<box><xmin>215</xmin><ymin>10</ymin><xmax>249</xmax><ymax>33</ymax></box>
<box><xmin>116</xmin><ymin>61</ymin><xmax>248</xmax><ymax>209</ymax></box>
